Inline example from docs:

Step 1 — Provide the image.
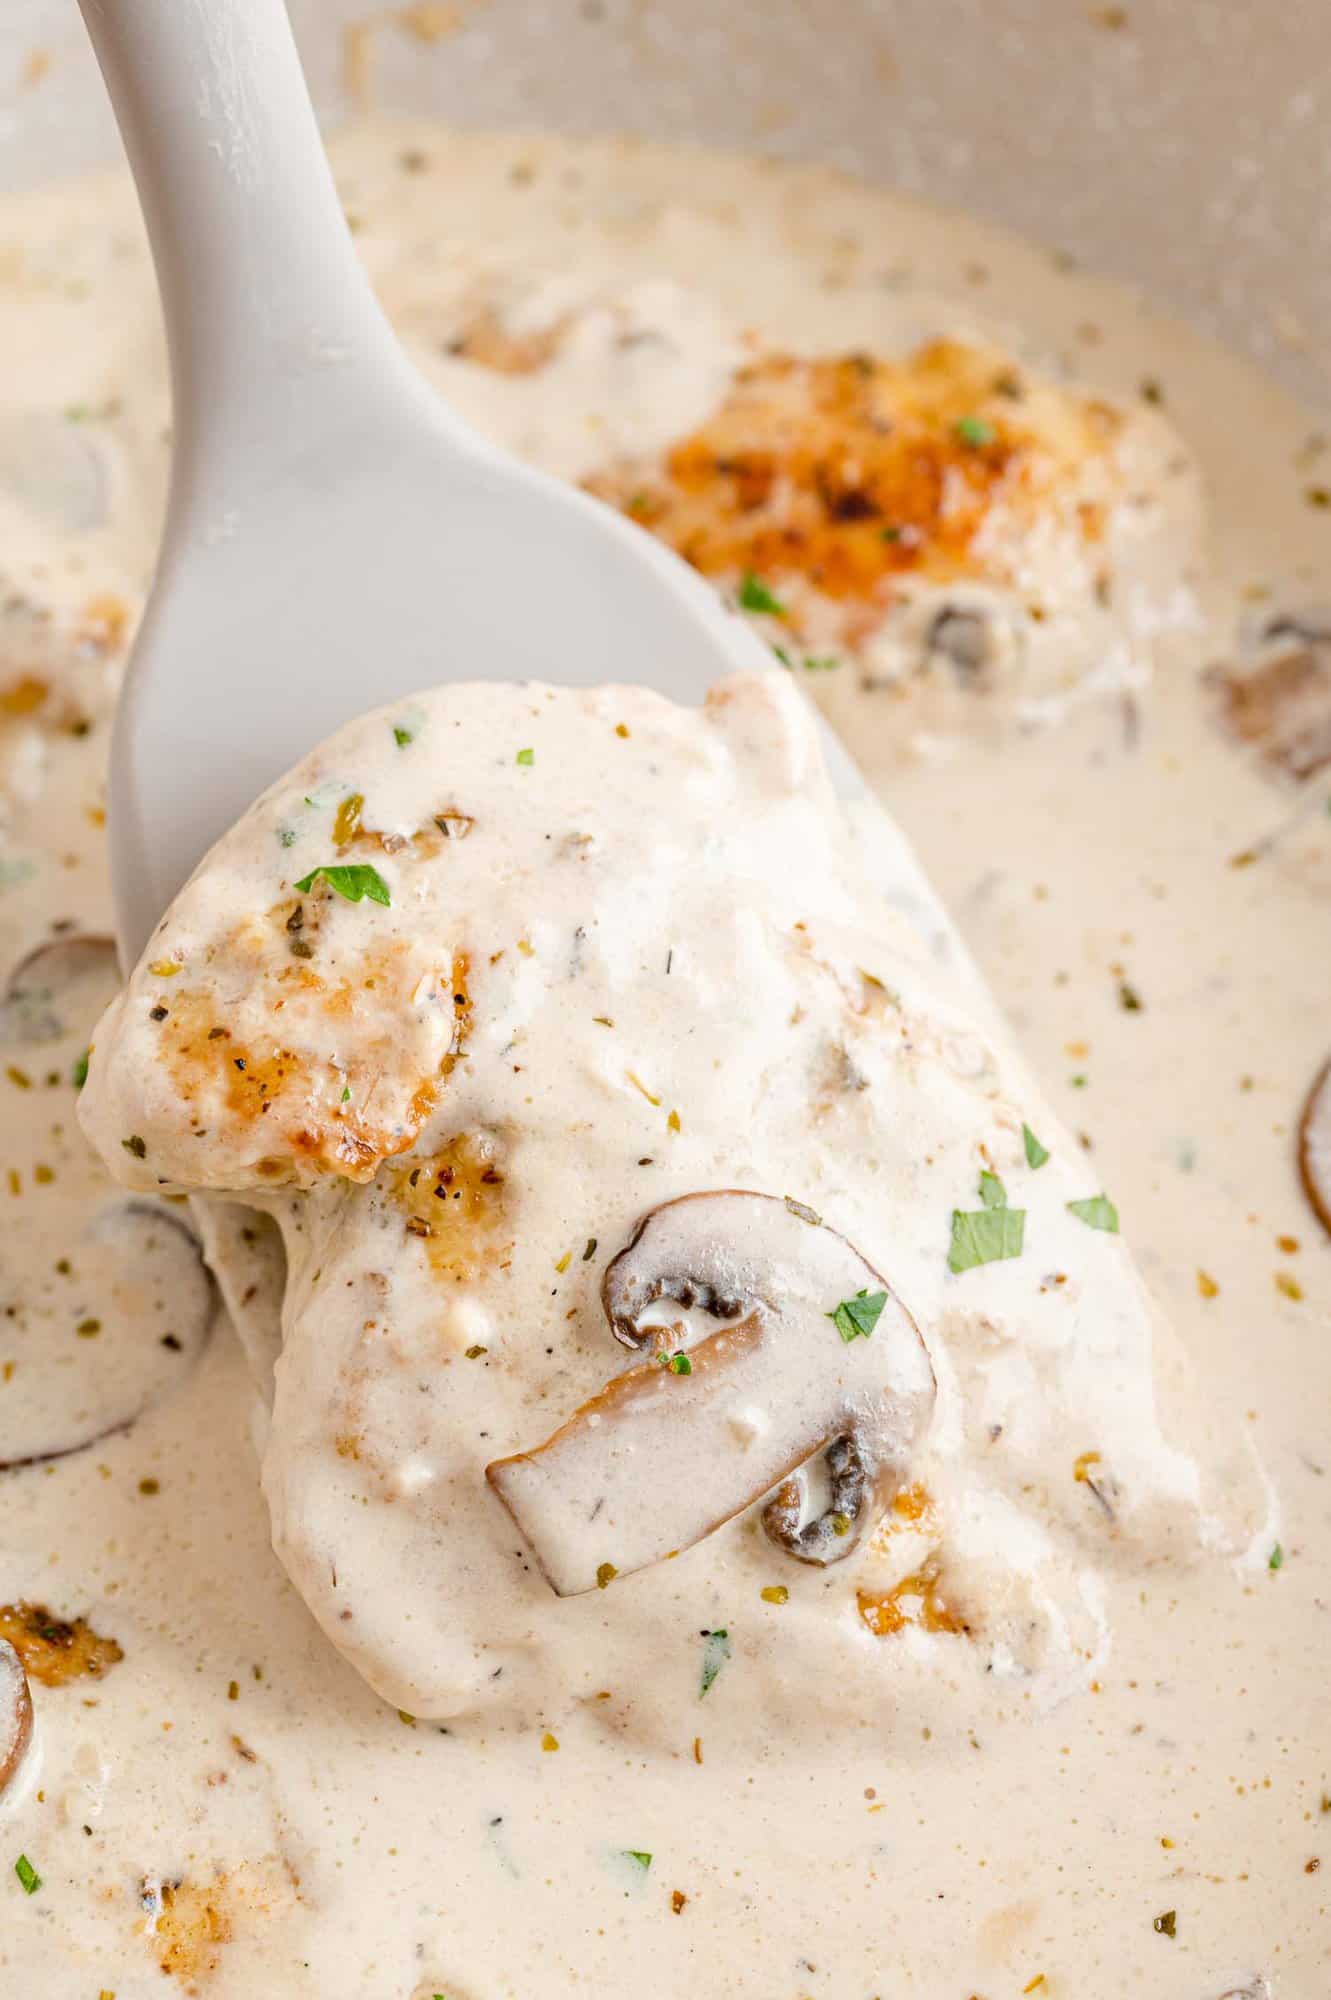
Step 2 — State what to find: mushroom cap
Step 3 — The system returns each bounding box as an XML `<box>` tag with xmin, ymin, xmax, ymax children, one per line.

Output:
<box><xmin>487</xmin><ymin>1190</ymin><xmax>934</xmax><ymax>1596</ymax></box>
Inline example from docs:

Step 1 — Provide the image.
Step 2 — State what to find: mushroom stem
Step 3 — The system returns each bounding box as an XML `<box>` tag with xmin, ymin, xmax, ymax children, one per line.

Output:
<box><xmin>486</xmin><ymin>1191</ymin><xmax>934</xmax><ymax>1596</ymax></box>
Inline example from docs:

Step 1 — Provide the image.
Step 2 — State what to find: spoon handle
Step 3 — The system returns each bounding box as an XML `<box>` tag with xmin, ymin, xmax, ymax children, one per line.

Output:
<box><xmin>78</xmin><ymin>0</ymin><xmax>401</xmax><ymax>478</ymax></box>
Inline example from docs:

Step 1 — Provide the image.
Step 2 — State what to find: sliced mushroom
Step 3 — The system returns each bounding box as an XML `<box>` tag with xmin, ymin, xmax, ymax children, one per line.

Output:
<box><xmin>1298</xmin><ymin>1058</ymin><xmax>1331</xmax><ymax>1240</ymax></box>
<box><xmin>0</xmin><ymin>1639</ymin><xmax>32</xmax><ymax>1796</ymax></box>
<box><xmin>0</xmin><ymin>1199</ymin><xmax>216</xmax><ymax>1471</ymax></box>
<box><xmin>487</xmin><ymin>1191</ymin><xmax>934</xmax><ymax>1596</ymax></box>
<box><xmin>0</xmin><ymin>931</ymin><xmax>116</xmax><ymax>1044</ymax></box>
<box><xmin>925</xmin><ymin>605</ymin><xmax>994</xmax><ymax>683</ymax></box>
<box><xmin>1207</xmin><ymin>614</ymin><xmax>1331</xmax><ymax>780</ymax></box>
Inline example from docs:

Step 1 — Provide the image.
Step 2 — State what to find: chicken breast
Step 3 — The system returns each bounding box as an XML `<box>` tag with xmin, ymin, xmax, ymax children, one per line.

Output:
<box><xmin>81</xmin><ymin>672</ymin><xmax>1263</xmax><ymax>1721</ymax></box>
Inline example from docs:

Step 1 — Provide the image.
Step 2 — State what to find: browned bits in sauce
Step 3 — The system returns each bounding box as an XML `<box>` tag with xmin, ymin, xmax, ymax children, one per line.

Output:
<box><xmin>856</xmin><ymin>1558</ymin><xmax>968</xmax><ymax>1639</ymax></box>
<box><xmin>0</xmin><ymin>1601</ymin><xmax>124</xmax><ymax>1685</ymax></box>
<box><xmin>392</xmin><ymin>1131</ymin><xmax>509</xmax><ymax>1282</ymax></box>
<box><xmin>141</xmin><ymin>1875</ymin><xmax>234</xmax><ymax>1983</ymax></box>
<box><xmin>446</xmin><ymin>304</ymin><xmax>572</xmax><ymax>375</ymax></box>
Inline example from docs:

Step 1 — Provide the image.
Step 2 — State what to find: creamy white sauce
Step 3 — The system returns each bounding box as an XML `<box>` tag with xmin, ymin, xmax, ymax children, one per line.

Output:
<box><xmin>0</xmin><ymin>122</ymin><xmax>1329</xmax><ymax>1999</ymax></box>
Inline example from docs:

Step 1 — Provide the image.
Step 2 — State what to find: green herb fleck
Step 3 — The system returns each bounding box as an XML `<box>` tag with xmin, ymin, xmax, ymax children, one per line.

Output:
<box><xmin>1118</xmin><ymin>979</ymin><xmax>1143</xmax><ymax>1012</ymax></box>
<box><xmin>948</xmin><ymin>1204</ymin><xmax>1025</xmax><ymax>1274</ymax></box>
<box><xmin>955</xmin><ymin>414</ymin><xmax>996</xmax><ymax>447</ymax></box>
<box><xmin>277</xmin><ymin>826</ymin><xmax>297</xmax><ymax>849</ymax></box>
<box><xmin>121</xmin><ymin>1134</ymin><xmax>146</xmax><ymax>1160</ymax></box>
<box><xmin>71</xmin><ymin>1050</ymin><xmax>89</xmax><ymax>1090</ymax></box>
<box><xmin>515</xmin><ymin>747</ymin><xmax>534</xmax><ymax>767</ymax></box>
<box><xmin>738</xmin><ymin>572</ymin><xmax>786</xmax><ymax>617</ymax></box>
<box><xmin>1152</xmin><ymin>1909</ymin><xmax>1177</xmax><ymax>1938</ymax></box>
<box><xmin>699</xmin><ymin>1627</ymin><xmax>731</xmax><ymax>1697</ymax></box>
<box><xmin>667</xmin><ymin>1351</ymin><xmax>692</xmax><ymax>1376</ymax></box>
<box><xmin>1069</xmin><ymin>1073</ymin><xmax>1088</xmax><ymax>1089</ymax></box>
<box><xmin>293</xmin><ymin>863</ymin><xmax>391</xmax><ymax>907</ymax></box>
<box><xmin>340</xmin><ymin>1087</ymin><xmax>351</xmax><ymax>1104</ymax></box>
<box><xmin>978</xmin><ymin>1170</ymin><xmax>1007</xmax><ymax>1209</ymax></box>
<box><xmin>624</xmin><ymin>1850</ymin><xmax>653</xmax><ymax>1871</ymax></box>
<box><xmin>827</xmin><ymin>1288</ymin><xmax>887</xmax><ymax>1343</ymax></box>
<box><xmin>393</xmin><ymin>724</ymin><xmax>414</xmax><ymax>747</ymax></box>
<box><xmin>1269</xmin><ymin>1542</ymin><xmax>1284</xmax><ymax>1571</ymax></box>
<box><xmin>1067</xmin><ymin>1194</ymin><xmax>1119</xmax><ymax>1233</ymax></box>
<box><xmin>770</xmin><ymin>642</ymin><xmax>793</xmax><ymax>669</ymax></box>
<box><xmin>801</xmin><ymin>655</ymin><xmax>841</xmax><ymax>672</ymax></box>
<box><xmin>14</xmin><ymin>1854</ymin><xmax>39</xmax><ymax>1895</ymax></box>
<box><xmin>1022</xmin><ymin>1123</ymin><xmax>1049</xmax><ymax>1169</ymax></box>
<box><xmin>881</xmin><ymin>524</ymin><xmax>902</xmax><ymax>543</ymax></box>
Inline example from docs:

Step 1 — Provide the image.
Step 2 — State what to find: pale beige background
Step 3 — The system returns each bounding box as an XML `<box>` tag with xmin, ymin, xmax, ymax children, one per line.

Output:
<box><xmin>3</xmin><ymin>0</ymin><xmax>1328</xmax><ymax>404</ymax></box>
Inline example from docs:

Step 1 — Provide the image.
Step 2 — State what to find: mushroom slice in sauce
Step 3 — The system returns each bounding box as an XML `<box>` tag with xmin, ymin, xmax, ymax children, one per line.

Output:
<box><xmin>486</xmin><ymin>1191</ymin><xmax>935</xmax><ymax>1596</ymax></box>
<box><xmin>0</xmin><ymin>1639</ymin><xmax>32</xmax><ymax>1797</ymax></box>
<box><xmin>0</xmin><ymin>1200</ymin><xmax>216</xmax><ymax>1470</ymax></box>
<box><xmin>1298</xmin><ymin>1058</ymin><xmax>1331</xmax><ymax>1239</ymax></box>
<box><xmin>0</xmin><ymin>930</ymin><xmax>116</xmax><ymax>1043</ymax></box>
<box><xmin>1207</xmin><ymin>608</ymin><xmax>1331</xmax><ymax>781</ymax></box>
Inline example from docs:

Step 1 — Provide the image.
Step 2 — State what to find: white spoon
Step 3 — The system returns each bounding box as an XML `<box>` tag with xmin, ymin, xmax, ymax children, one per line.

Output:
<box><xmin>78</xmin><ymin>0</ymin><xmax>778</xmax><ymax>962</ymax></box>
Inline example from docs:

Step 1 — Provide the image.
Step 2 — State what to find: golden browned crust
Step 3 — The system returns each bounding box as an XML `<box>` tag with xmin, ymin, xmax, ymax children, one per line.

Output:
<box><xmin>585</xmin><ymin>339</ymin><xmax>1119</xmax><ymax>635</ymax></box>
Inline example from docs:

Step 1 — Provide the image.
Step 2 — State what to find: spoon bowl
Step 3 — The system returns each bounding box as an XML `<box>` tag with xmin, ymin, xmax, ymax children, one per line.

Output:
<box><xmin>79</xmin><ymin>0</ymin><xmax>773</xmax><ymax>960</ymax></box>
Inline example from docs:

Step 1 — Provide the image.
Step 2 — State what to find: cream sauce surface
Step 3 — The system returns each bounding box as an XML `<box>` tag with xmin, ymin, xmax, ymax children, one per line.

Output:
<box><xmin>1</xmin><ymin>122</ymin><xmax>1329</xmax><ymax>2000</ymax></box>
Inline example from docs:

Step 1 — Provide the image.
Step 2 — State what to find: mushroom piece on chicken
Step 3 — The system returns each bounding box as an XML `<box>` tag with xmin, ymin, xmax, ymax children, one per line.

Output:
<box><xmin>0</xmin><ymin>1639</ymin><xmax>32</xmax><ymax>1798</ymax></box>
<box><xmin>487</xmin><ymin>1191</ymin><xmax>935</xmax><ymax>1596</ymax></box>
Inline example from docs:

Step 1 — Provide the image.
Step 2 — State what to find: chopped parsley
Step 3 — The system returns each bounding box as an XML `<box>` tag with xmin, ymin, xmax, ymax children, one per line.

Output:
<box><xmin>801</xmin><ymin>655</ymin><xmax>841</xmax><ymax>672</ymax></box>
<box><xmin>699</xmin><ymin>1627</ymin><xmax>731</xmax><ymax>1697</ymax></box>
<box><xmin>70</xmin><ymin>1049</ymin><xmax>89</xmax><ymax>1090</ymax></box>
<box><xmin>737</xmin><ymin>571</ymin><xmax>786</xmax><ymax>617</ymax></box>
<box><xmin>340</xmin><ymin>1086</ymin><xmax>351</xmax><ymax>1104</ymax></box>
<box><xmin>1269</xmin><ymin>1542</ymin><xmax>1285</xmax><ymax>1572</ymax></box>
<box><xmin>293</xmin><ymin>863</ymin><xmax>391</xmax><ymax>907</ymax></box>
<box><xmin>393</xmin><ymin>724</ymin><xmax>414</xmax><ymax>747</ymax></box>
<box><xmin>955</xmin><ymin>414</ymin><xmax>995</xmax><ymax>447</ymax></box>
<box><xmin>948</xmin><ymin>1200</ymin><xmax>1025</xmax><ymax>1274</ymax></box>
<box><xmin>14</xmin><ymin>1854</ymin><xmax>39</xmax><ymax>1895</ymax></box>
<box><xmin>277</xmin><ymin>826</ymin><xmax>297</xmax><ymax>848</ymax></box>
<box><xmin>623</xmin><ymin>1850</ymin><xmax>653</xmax><ymax>1871</ymax></box>
<box><xmin>978</xmin><ymin>1170</ymin><xmax>1007</xmax><ymax>1209</ymax></box>
<box><xmin>515</xmin><ymin>747</ymin><xmax>534</xmax><ymax>767</ymax></box>
<box><xmin>827</xmin><ymin>1288</ymin><xmax>887</xmax><ymax>1343</ymax></box>
<box><xmin>1022</xmin><ymin>1123</ymin><xmax>1049</xmax><ymax>1169</ymax></box>
<box><xmin>1067</xmin><ymin>1194</ymin><xmax>1119</xmax><ymax>1233</ymax></box>
<box><xmin>667</xmin><ymin>1351</ymin><xmax>692</xmax><ymax>1376</ymax></box>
